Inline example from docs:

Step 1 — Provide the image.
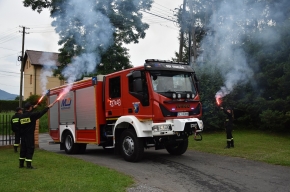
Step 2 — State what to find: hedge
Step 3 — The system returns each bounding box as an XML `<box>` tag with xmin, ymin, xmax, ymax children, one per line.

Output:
<box><xmin>0</xmin><ymin>100</ymin><xmax>19</xmax><ymax>113</ymax></box>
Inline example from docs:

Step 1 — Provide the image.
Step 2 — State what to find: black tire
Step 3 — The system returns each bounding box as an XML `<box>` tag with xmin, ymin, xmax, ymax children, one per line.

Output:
<box><xmin>120</xmin><ymin>129</ymin><xmax>144</xmax><ymax>162</ymax></box>
<box><xmin>165</xmin><ymin>138</ymin><xmax>188</xmax><ymax>155</ymax></box>
<box><xmin>64</xmin><ymin>132</ymin><xmax>79</xmax><ymax>154</ymax></box>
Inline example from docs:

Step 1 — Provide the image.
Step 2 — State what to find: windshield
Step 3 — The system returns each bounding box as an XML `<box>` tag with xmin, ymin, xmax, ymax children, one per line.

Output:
<box><xmin>150</xmin><ymin>71</ymin><xmax>196</xmax><ymax>94</ymax></box>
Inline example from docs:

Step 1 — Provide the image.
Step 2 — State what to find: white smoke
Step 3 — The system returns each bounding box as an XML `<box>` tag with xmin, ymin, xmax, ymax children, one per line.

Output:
<box><xmin>50</xmin><ymin>0</ymin><xmax>115</xmax><ymax>96</ymax></box>
<box><xmin>195</xmin><ymin>0</ymin><xmax>287</xmax><ymax>99</ymax></box>
<box><xmin>39</xmin><ymin>52</ymin><xmax>57</xmax><ymax>95</ymax></box>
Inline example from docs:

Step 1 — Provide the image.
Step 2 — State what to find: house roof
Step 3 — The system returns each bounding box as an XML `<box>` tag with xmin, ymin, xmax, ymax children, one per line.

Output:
<box><xmin>23</xmin><ymin>50</ymin><xmax>60</xmax><ymax>70</ymax></box>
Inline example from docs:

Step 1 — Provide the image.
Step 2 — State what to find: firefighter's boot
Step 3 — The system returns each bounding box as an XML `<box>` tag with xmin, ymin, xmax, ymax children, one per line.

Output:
<box><xmin>224</xmin><ymin>141</ymin><xmax>231</xmax><ymax>149</ymax></box>
<box><xmin>26</xmin><ymin>161</ymin><xmax>36</xmax><ymax>169</ymax></box>
<box><xmin>14</xmin><ymin>146</ymin><xmax>18</xmax><ymax>153</ymax></box>
<box><xmin>19</xmin><ymin>159</ymin><xmax>25</xmax><ymax>168</ymax></box>
<box><xmin>230</xmin><ymin>139</ymin><xmax>234</xmax><ymax>148</ymax></box>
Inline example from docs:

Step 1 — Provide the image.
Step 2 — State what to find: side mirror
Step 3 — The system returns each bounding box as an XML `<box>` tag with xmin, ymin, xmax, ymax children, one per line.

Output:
<box><xmin>196</xmin><ymin>81</ymin><xmax>200</xmax><ymax>94</ymax></box>
<box><xmin>132</xmin><ymin>71</ymin><xmax>142</xmax><ymax>78</ymax></box>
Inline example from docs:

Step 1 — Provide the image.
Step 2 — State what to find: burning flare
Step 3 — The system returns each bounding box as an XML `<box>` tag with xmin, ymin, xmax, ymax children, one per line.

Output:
<box><xmin>216</xmin><ymin>96</ymin><xmax>222</xmax><ymax>106</ymax></box>
<box><xmin>37</xmin><ymin>95</ymin><xmax>45</xmax><ymax>105</ymax></box>
<box><xmin>56</xmin><ymin>93</ymin><xmax>65</xmax><ymax>101</ymax></box>
<box><xmin>36</xmin><ymin>90</ymin><xmax>50</xmax><ymax>105</ymax></box>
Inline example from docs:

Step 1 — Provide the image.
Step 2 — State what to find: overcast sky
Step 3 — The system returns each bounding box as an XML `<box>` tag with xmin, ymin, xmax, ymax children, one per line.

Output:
<box><xmin>0</xmin><ymin>0</ymin><xmax>183</xmax><ymax>95</ymax></box>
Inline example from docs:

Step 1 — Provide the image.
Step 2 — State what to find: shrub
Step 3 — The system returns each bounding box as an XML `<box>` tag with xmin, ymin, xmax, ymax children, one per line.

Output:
<box><xmin>260</xmin><ymin>110</ymin><xmax>290</xmax><ymax>132</ymax></box>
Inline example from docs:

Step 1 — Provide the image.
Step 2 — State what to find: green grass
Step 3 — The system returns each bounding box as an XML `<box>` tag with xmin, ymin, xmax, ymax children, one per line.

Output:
<box><xmin>189</xmin><ymin>129</ymin><xmax>290</xmax><ymax>166</ymax></box>
<box><xmin>0</xmin><ymin>148</ymin><xmax>133</xmax><ymax>192</ymax></box>
<box><xmin>39</xmin><ymin>113</ymin><xmax>48</xmax><ymax>133</ymax></box>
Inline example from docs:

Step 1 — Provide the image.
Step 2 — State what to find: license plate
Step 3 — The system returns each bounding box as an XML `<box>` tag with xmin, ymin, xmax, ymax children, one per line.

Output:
<box><xmin>177</xmin><ymin>112</ymin><xmax>188</xmax><ymax>116</ymax></box>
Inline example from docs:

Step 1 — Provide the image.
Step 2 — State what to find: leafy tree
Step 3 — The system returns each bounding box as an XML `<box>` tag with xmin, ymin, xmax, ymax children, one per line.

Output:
<box><xmin>24</xmin><ymin>94</ymin><xmax>47</xmax><ymax>111</ymax></box>
<box><xmin>23</xmin><ymin>0</ymin><xmax>152</xmax><ymax>76</ymax></box>
<box><xmin>174</xmin><ymin>0</ymin><xmax>290</xmax><ymax>132</ymax></box>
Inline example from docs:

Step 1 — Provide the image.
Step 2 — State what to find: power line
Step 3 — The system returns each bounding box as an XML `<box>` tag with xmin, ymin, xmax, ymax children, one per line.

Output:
<box><xmin>141</xmin><ymin>10</ymin><xmax>177</xmax><ymax>22</ymax></box>
<box><xmin>0</xmin><ymin>46</ymin><xmax>19</xmax><ymax>51</ymax></box>
<box><xmin>0</xmin><ymin>52</ymin><xmax>19</xmax><ymax>59</ymax></box>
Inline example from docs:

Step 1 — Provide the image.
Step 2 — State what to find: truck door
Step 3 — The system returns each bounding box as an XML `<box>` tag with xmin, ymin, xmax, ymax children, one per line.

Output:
<box><xmin>124</xmin><ymin>70</ymin><xmax>152</xmax><ymax>119</ymax></box>
<box><xmin>106</xmin><ymin>76</ymin><xmax>123</xmax><ymax>117</ymax></box>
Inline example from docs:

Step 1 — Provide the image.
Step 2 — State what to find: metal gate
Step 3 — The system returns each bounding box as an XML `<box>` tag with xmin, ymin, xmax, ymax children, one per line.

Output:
<box><xmin>0</xmin><ymin>114</ymin><xmax>14</xmax><ymax>146</ymax></box>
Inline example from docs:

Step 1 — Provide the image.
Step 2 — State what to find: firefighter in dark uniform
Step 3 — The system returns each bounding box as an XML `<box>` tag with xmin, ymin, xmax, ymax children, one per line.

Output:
<box><xmin>19</xmin><ymin>102</ymin><xmax>54</xmax><ymax>169</ymax></box>
<box><xmin>11</xmin><ymin>107</ymin><xmax>23</xmax><ymax>152</ymax></box>
<box><xmin>220</xmin><ymin>106</ymin><xmax>234</xmax><ymax>148</ymax></box>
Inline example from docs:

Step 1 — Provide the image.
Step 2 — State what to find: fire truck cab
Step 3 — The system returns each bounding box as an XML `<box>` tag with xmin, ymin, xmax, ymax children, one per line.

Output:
<box><xmin>48</xmin><ymin>59</ymin><xmax>203</xmax><ymax>162</ymax></box>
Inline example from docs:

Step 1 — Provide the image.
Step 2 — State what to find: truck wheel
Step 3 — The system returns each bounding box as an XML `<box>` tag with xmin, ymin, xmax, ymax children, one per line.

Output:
<box><xmin>64</xmin><ymin>132</ymin><xmax>78</xmax><ymax>154</ymax></box>
<box><xmin>120</xmin><ymin>129</ymin><xmax>144</xmax><ymax>162</ymax></box>
<box><xmin>165</xmin><ymin>138</ymin><xmax>188</xmax><ymax>155</ymax></box>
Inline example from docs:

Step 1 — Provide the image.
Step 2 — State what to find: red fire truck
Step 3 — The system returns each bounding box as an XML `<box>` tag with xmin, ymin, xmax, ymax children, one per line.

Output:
<box><xmin>48</xmin><ymin>59</ymin><xmax>203</xmax><ymax>162</ymax></box>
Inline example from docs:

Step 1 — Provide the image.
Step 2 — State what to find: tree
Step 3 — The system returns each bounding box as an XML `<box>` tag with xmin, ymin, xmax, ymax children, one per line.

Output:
<box><xmin>23</xmin><ymin>0</ymin><xmax>153</xmax><ymax>76</ymax></box>
<box><xmin>174</xmin><ymin>0</ymin><xmax>290</xmax><ymax>132</ymax></box>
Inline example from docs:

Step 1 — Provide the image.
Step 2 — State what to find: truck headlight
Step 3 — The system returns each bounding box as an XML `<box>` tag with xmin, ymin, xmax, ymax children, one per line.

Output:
<box><xmin>172</xmin><ymin>93</ymin><xmax>176</xmax><ymax>99</ymax></box>
<box><xmin>152</xmin><ymin>124</ymin><xmax>172</xmax><ymax>132</ymax></box>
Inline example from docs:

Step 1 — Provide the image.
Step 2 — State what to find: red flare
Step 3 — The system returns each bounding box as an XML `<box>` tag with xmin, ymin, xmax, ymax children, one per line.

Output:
<box><xmin>56</xmin><ymin>92</ymin><xmax>65</xmax><ymax>101</ymax></box>
<box><xmin>216</xmin><ymin>97</ymin><xmax>222</xmax><ymax>106</ymax></box>
<box><xmin>36</xmin><ymin>95</ymin><xmax>45</xmax><ymax>105</ymax></box>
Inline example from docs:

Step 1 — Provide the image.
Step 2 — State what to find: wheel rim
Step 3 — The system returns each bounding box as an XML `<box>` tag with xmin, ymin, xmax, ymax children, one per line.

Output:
<box><xmin>65</xmin><ymin>135</ymin><xmax>73</xmax><ymax>150</ymax></box>
<box><xmin>122</xmin><ymin>136</ymin><xmax>134</xmax><ymax>156</ymax></box>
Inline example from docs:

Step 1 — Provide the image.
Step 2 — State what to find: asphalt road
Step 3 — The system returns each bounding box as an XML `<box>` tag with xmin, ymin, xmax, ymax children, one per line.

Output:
<box><xmin>39</xmin><ymin>133</ymin><xmax>290</xmax><ymax>192</ymax></box>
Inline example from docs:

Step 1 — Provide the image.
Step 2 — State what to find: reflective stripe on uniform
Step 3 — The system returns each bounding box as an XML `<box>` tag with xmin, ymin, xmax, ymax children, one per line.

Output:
<box><xmin>227</xmin><ymin>139</ymin><xmax>232</xmax><ymax>141</ymax></box>
<box><xmin>12</xmin><ymin>118</ymin><xmax>19</xmax><ymax>123</ymax></box>
<box><xmin>14</xmin><ymin>144</ymin><xmax>19</xmax><ymax>146</ymax></box>
<box><xmin>20</xmin><ymin>118</ymin><xmax>31</xmax><ymax>124</ymax></box>
<box><xmin>19</xmin><ymin>157</ymin><xmax>25</xmax><ymax>160</ymax></box>
<box><xmin>25</xmin><ymin>159</ymin><xmax>32</xmax><ymax>162</ymax></box>
<box><xmin>226</xmin><ymin>119</ymin><xmax>229</xmax><ymax>121</ymax></box>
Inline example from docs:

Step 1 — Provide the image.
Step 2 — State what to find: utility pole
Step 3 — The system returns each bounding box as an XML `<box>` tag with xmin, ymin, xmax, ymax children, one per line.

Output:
<box><xmin>178</xmin><ymin>0</ymin><xmax>187</xmax><ymax>62</ymax></box>
<box><xmin>18</xmin><ymin>26</ymin><xmax>29</xmax><ymax>107</ymax></box>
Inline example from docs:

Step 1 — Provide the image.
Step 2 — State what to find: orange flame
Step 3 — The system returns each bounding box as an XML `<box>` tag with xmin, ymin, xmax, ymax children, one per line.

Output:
<box><xmin>36</xmin><ymin>95</ymin><xmax>45</xmax><ymax>105</ymax></box>
<box><xmin>216</xmin><ymin>97</ymin><xmax>222</xmax><ymax>106</ymax></box>
<box><xmin>56</xmin><ymin>92</ymin><xmax>65</xmax><ymax>101</ymax></box>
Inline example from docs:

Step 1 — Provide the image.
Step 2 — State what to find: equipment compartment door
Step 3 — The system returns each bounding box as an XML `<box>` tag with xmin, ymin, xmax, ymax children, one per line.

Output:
<box><xmin>49</xmin><ymin>95</ymin><xmax>59</xmax><ymax>140</ymax></box>
<box><xmin>75</xmin><ymin>86</ymin><xmax>97</xmax><ymax>142</ymax></box>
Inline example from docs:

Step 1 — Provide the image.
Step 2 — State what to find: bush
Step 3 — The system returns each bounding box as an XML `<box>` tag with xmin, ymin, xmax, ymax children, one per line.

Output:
<box><xmin>260</xmin><ymin>110</ymin><xmax>290</xmax><ymax>132</ymax></box>
<box><xmin>39</xmin><ymin>113</ymin><xmax>49</xmax><ymax>133</ymax></box>
<box><xmin>0</xmin><ymin>100</ymin><xmax>19</xmax><ymax>112</ymax></box>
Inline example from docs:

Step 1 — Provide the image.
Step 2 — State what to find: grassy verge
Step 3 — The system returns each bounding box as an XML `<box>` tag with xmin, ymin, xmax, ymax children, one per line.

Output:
<box><xmin>39</xmin><ymin>113</ymin><xmax>48</xmax><ymax>133</ymax></box>
<box><xmin>0</xmin><ymin>148</ymin><xmax>133</xmax><ymax>192</ymax></box>
<box><xmin>188</xmin><ymin>129</ymin><xmax>290</xmax><ymax>166</ymax></box>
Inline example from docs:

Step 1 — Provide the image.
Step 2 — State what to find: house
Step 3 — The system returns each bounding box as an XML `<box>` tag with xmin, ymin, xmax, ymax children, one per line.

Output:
<box><xmin>22</xmin><ymin>50</ymin><xmax>65</xmax><ymax>100</ymax></box>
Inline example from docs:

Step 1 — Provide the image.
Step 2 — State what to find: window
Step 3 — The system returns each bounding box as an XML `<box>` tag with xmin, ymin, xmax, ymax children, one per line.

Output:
<box><xmin>30</xmin><ymin>75</ymin><xmax>32</xmax><ymax>84</ymax></box>
<box><xmin>30</xmin><ymin>92</ymin><xmax>32</xmax><ymax>96</ymax></box>
<box><xmin>128</xmin><ymin>71</ymin><xmax>149</xmax><ymax>106</ymax></box>
<box><xmin>109</xmin><ymin>76</ymin><xmax>121</xmax><ymax>98</ymax></box>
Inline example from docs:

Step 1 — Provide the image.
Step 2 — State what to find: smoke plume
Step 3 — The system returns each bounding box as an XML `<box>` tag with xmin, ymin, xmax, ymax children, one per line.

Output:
<box><xmin>49</xmin><ymin>0</ymin><xmax>151</xmax><ymax>96</ymax></box>
<box><xmin>194</xmin><ymin>0</ymin><xmax>289</xmax><ymax>99</ymax></box>
<box><xmin>39</xmin><ymin>52</ymin><xmax>57</xmax><ymax>95</ymax></box>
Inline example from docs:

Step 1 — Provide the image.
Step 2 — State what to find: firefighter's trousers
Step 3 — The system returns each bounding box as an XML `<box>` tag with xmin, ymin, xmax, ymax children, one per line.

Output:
<box><xmin>14</xmin><ymin>131</ymin><xmax>20</xmax><ymax>146</ymax></box>
<box><xmin>20</xmin><ymin>132</ymin><xmax>35</xmax><ymax>161</ymax></box>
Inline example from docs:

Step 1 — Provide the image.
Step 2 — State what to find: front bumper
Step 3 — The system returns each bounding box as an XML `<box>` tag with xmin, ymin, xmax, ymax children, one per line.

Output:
<box><xmin>151</xmin><ymin>118</ymin><xmax>203</xmax><ymax>136</ymax></box>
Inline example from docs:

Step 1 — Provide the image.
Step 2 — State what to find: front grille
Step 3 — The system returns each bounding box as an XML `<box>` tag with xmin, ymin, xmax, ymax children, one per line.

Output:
<box><xmin>159</xmin><ymin>103</ymin><xmax>201</xmax><ymax>117</ymax></box>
